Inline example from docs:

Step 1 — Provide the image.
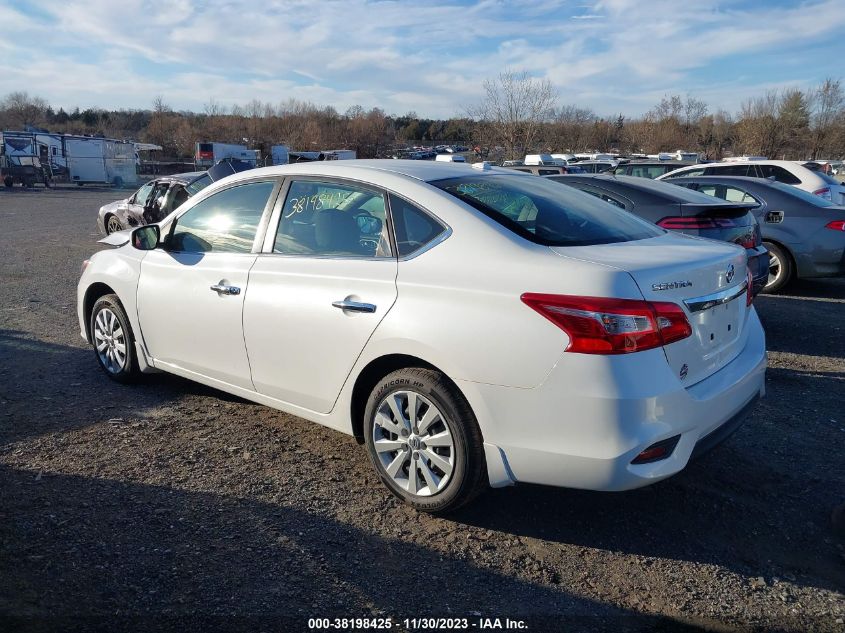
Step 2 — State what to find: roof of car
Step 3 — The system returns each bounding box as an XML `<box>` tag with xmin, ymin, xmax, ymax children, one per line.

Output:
<box><xmin>220</xmin><ymin>159</ymin><xmax>528</xmax><ymax>184</ymax></box>
<box><xmin>548</xmin><ymin>173</ymin><xmax>733</xmax><ymax>204</ymax></box>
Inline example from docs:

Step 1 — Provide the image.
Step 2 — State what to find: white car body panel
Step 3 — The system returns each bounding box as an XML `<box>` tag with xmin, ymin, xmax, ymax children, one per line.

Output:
<box><xmin>77</xmin><ymin>160</ymin><xmax>767</xmax><ymax>494</ymax></box>
<box><xmin>137</xmin><ymin>250</ymin><xmax>257</xmax><ymax>389</ymax></box>
<box><xmin>243</xmin><ymin>256</ymin><xmax>399</xmax><ymax>413</ymax></box>
<box><xmin>659</xmin><ymin>159</ymin><xmax>845</xmax><ymax>203</ymax></box>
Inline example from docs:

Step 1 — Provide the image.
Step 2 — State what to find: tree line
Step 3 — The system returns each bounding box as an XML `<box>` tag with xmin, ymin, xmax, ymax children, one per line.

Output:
<box><xmin>1</xmin><ymin>74</ymin><xmax>843</xmax><ymax>161</ymax></box>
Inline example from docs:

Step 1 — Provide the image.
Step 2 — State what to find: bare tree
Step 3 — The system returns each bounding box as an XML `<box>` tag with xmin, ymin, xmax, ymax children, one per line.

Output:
<box><xmin>468</xmin><ymin>70</ymin><xmax>557</xmax><ymax>159</ymax></box>
<box><xmin>809</xmin><ymin>78</ymin><xmax>844</xmax><ymax>159</ymax></box>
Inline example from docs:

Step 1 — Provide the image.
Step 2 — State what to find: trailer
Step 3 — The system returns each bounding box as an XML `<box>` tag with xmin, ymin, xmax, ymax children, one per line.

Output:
<box><xmin>195</xmin><ymin>142</ymin><xmax>258</xmax><ymax>168</ymax></box>
<box><xmin>0</xmin><ymin>131</ymin><xmax>50</xmax><ymax>187</ymax></box>
<box><xmin>271</xmin><ymin>144</ymin><xmax>290</xmax><ymax>165</ymax></box>
<box><xmin>322</xmin><ymin>149</ymin><xmax>356</xmax><ymax>160</ymax></box>
<box><xmin>65</xmin><ymin>136</ymin><xmax>137</xmax><ymax>187</ymax></box>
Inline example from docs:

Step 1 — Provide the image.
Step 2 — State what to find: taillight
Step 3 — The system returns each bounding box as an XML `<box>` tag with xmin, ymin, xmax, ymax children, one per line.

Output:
<box><xmin>826</xmin><ymin>220</ymin><xmax>845</xmax><ymax>231</ymax></box>
<box><xmin>746</xmin><ymin>268</ymin><xmax>753</xmax><ymax>306</ymax></box>
<box><xmin>813</xmin><ymin>187</ymin><xmax>832</xmax><ymax>201</ymax></box>
<box><xmin>520</xmin><ymin>294</ymin><xmax>692</xmax><ymax>354</ymax></box>
<box><xmin>657</xmin><ymin>217</ymin><xmax>737</xmax><ymax>230</ymax></box>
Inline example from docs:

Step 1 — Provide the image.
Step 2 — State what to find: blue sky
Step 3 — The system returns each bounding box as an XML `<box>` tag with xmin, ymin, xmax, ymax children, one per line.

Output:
<box><xmin>1</xmin><ymin>0</ymin><xmax>843</xmax><ymax>119</ymax></box>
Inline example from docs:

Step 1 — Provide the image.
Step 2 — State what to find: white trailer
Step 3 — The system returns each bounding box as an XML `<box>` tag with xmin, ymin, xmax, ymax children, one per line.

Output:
<box><xmin>65</xmin><ymin>136</ymin><xmax>138</xmax><ymax>187</ymax></box>
<box><xmin>195</xmin><ymin>142</ymin><xmax>258</xmax><ymax>168</ymax></box>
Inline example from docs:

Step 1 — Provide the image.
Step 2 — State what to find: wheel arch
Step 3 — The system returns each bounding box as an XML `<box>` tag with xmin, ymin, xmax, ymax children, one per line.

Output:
<box><xmin>762</xmin><ymin>238</ymin><xmax>798</xmax><ymax>279</ymax></box>
<box><xmin>349</xmin><ymin>353</ymin><xmax>477</xmax><ymax>445</ymax></box>
<box><xmin>82</xmin><ymin>282</ymin><xmax>117</xmax><ymax>342</ymax></box>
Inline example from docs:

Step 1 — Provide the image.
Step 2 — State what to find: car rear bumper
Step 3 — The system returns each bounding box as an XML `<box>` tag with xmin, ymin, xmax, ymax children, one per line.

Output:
<box><xmin>463</xmin><ymin>308</ymin><xmax>767</xmax><ymax>491</ymax></box>
<box><xmin>747</xmin><ymin>245</ymin><xmax>769</xmax><ymax>295</ymax></box>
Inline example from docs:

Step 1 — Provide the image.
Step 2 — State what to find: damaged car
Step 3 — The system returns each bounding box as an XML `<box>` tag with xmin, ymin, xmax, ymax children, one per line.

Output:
<box><xmin>97</xmin><ymin>159</ymin><xmax>253</xmax><ymax>235</ymax></box>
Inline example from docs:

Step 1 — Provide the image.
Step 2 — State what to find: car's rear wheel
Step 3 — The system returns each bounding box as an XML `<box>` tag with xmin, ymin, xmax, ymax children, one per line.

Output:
<box><xmin>90</xmin><ymin>294</ymin><xmax>139</xmax><ymax>383</ymax></box>
<box><xmin>105</xmin><ymin>215</ymin><xmax>123</xmax><ymax>235</ymax></box>
<box><xmin>3</xmin><ymin>176</ymin><xmax>12</xmax><ymax>188</ymax></box>
<box><xmin>762</xmin><ymin>241</ymin><xmax>793</xmax><ymax>293</ymax></box>
<box><xmin>363</xmin><ymin>368</ymin><xmax>487</xmax><ymax>513</ymax></box>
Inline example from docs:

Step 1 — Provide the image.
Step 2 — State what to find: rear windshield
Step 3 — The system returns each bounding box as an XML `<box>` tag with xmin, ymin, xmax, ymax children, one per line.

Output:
<box><xmin>431</xmin><ymin>174</ymin><xmax>662</xmax><ymax>247</ymax></box>
<box><xmin>769</xmin><ymin>180</ymin><xmax>835</xmax><ymax>207</ymax></box>
<box><xmin>185</xmin><ymin>173</ymin><xmax>212</xmax><ymax>196</ymax></box>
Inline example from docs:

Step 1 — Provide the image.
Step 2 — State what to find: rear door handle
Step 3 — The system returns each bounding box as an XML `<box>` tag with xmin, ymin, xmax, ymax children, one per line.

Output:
<box><xmin>210</xmin><ymin>283</ymin><xmax>241</xmax><ymax>296</ymax></box>
<box><xmin>332</xmin><ymin>300</ymin><xmax>376</xmax><ymax>313</ymax></box>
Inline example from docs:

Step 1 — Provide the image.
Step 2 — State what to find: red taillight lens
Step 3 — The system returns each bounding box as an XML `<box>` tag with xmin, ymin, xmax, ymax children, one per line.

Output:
<box><xmin>826</xmin><ymin>220</ymin><xmax>845</xmax><ymax>231</ymax></box>
<box><xmin>520</xmin><ymin>294</ymin><xmax>692</xmax><ymax>354</ymax></box>
<box><xmin>746</xmin><ymin>267</ymin><xmax>753</xmax><ymax>306</ymax></box>
<box><xmin>657</xmin><ymin>216</ymin><xmax>737</xmax><ymax>230</ymax></box>
<box><xmin>813</xmin><ymin>187</ymin><xmax>832</xmax><ymax>201</ymax></box>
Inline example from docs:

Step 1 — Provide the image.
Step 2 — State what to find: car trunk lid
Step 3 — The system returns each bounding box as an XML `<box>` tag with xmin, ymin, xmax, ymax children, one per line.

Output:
<box><xmin>552</xmin><ymin>232</ymin><xmax>750</xmax><ymax>385</ymax></box>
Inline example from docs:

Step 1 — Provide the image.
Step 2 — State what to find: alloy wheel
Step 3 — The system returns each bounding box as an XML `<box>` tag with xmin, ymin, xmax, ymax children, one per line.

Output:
<box><xmin>106</xmin><ymin>216</ymin><xmax>123</xmax><ymax>234</ymax></box>
<box><xmin>93</xmin><ymin>308</ymin><xmax>127</xmax><ymax>374</ymax></box>
<box><xmin>372</xmin><ymin>390</ymin><xmax>455</xmax><ymax>497</ymax></box>
<box><xmin>766</xmin><ymin>249</ymin><xmax>782</xmax><ymax>289</ymax></box>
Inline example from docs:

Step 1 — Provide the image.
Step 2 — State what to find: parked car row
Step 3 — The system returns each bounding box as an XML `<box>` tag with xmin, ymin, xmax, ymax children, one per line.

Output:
<box><xmin>81</xmin><ymin>160</ymin><xmax>769</xmax><ymax>512</ymax></box>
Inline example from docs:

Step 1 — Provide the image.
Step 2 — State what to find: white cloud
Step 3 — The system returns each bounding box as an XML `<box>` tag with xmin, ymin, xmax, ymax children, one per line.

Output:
<box><xmin>1</xmin><ymin>0</ymin><xmax>843</xmax><ymax>118</ymax></box>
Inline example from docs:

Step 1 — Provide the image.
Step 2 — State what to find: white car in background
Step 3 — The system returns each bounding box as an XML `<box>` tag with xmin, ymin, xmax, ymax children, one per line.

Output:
<box><xmin>77</xmin><ymin>161</ymin><xmax>766</xmax><ymax>512</ymax></box>
<box><xmin>658</xmin><ymin>159</ymin><xmax>845</xmax><ymax>204</ymax></box>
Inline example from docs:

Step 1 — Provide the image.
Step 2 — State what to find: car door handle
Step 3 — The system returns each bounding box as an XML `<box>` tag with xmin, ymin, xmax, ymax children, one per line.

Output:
<box><xmin>210</xmin><ymin>283</ymin><xmax>241</xmax><ymax>296</ymax></box>
<box><xmin>332</xmin><ymin>300</ymin><xmax>376</xmax><ymax>313</ymax></box>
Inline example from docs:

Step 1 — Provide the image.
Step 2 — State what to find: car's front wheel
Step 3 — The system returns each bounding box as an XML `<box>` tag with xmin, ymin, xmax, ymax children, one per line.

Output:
<box><xmin>90</xmin><ymin>294</ymin><xmax>139</xmax><ymax>382</ymax></box>
<box><xmin>364</xmin><ymin>368</ymin><xmax>487</xmax><ymax>513</ymax></box>
<box><xmin>105</xmin><ymin>215</ymin><xmax>124</xmax><ymax>235</ymax></box>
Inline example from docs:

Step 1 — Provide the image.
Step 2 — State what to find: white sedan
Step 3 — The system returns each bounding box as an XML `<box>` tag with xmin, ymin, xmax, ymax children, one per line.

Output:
<box><xmin>77</xmin><ymin>160</ymin><xmax>766</xmax><ymax>512</ymax></box>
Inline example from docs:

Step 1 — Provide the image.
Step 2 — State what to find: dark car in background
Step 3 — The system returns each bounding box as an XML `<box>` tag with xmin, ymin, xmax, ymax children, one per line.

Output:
<box><xmin>666</xmin><ymin>175</ymin><xmax>845</xmax><ymax>292</ymax></box>
<box><xmin>503</xmin><ymin>164</ymin><xmax>585</xmax><ymax>176</ymax></box>
<box><xmin>97</xmin><ymin>159</ymin><xmax>253</xmax><ymax>235</ymax></box>
<box><xmin>546</xmin><ymin>174</ymin><xmax>769</xmax><ymax>295</ymax></box>
<box><xmin>613</xmin><ymin>160</ymin><xmax>695</xmax><ymax>179</ymax></box>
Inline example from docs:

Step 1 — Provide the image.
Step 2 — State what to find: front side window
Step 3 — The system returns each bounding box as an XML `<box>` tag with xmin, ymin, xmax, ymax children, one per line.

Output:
<box><xmin>711</xmin><ymin>164</ymin><xmax>751</xmax><ymax>177</ymax></box>
<box><xmin>132</xmin><ymin>181</ymin><xmax>154</xmax><ymax>205</ymax></box>
<box><xmin>756</xmin><ymin>164</ymin><xmax>801</xmax><ymax>185</ymax></box>
<box><xmin>168</xmin><ymin>181</ymin><xmax>275</xmax><ymax>253</ymax></box>
<box><xmin>185</xmin><ymin>174</ymin><xmax>212</xmax><ymax>196</ymax></box>
<box><xmin>274</xmin><ymin>180</ymin><xmax>392</xmax><ymax>258</ymax></box>
<box><xmin>433</xmin><ymin>174</ymin><xmax>661</xmax><ymax>247</ymax></box>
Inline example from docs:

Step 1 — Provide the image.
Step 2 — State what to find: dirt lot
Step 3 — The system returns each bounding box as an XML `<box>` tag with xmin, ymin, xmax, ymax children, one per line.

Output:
<box><xmin>0</xmin><ymin>185</ymin><xmax>843</xmax><ymax>632</ymax></box>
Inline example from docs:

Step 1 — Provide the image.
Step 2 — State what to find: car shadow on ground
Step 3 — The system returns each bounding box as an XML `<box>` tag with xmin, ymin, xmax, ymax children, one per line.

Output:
<box><xmin>0</xmin><ymin>330</ymin><xmax>250</xmax><ymax>446</ymax></box>
<box><xmin>0</xmin><ymin>464</ymin><xmax>718</xmax><ymax>632</ymax></box>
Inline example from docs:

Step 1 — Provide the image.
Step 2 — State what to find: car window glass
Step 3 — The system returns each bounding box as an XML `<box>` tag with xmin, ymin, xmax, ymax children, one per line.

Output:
<box><xmin>579</xmin><ymin>188</ymin><xmax>626</xmax><ymax>209</ymax></box>
<box><xmin>757</xmin><ymin>164</ymin><xmax>801</xmax><ymax>185</ymax></box>
<box><xmin>132</xmin><ymin>181</ymin><xmax>154</xmax><ymax>205</ymax></box>
<box><xmin>389</xmin><ymin>195</ymin><xmax>447</xmax><ymax>257</ymax></box>
<box><xmin>713</xmin><ymin>164</ymin><xmax>751</xmax><ymax>177</ymax></box>
<box><xmin>274</xmin><ymin>180</ymin><xmax>392</xmax><ymax>258</ymax></box>
<box><xmin>185</xmin><ymin>174</ymin><xmax>212</xmax><ymax>196</ymax></box>
<box><xmin>168</xmin><ymin>181</ymin><xmax>274</xmax><ymax>254</ymax></box>
<box><xmin>723</xmin><ymin>186</ymin><xmax>759</xmax><ymax>203</ymax></box>
<box><xmin>433</xmin><ymin>174</ymin><xmax>661</xmax><ymax>247</ymax></box>
<box><xmin>170</xmin><ymin>185</ymin><xmax>190</xmax><ymax>210</ymax></box>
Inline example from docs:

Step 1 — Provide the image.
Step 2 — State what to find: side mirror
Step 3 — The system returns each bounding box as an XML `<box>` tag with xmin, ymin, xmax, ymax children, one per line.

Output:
<box><xmin>131</xmin><ymin>225</ymin><xmax>160</xmax><ymax>250</ymax></box>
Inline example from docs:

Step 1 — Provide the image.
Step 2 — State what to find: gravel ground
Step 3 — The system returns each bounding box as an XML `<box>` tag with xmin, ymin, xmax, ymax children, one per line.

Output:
<box><xmin>0</xmin><ymin>185</ymin><xmax>843</xmax><ymax>632</ymax></box>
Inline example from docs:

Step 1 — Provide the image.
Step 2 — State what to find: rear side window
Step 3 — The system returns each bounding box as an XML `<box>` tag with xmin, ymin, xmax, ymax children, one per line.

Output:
<box><xmin>432</xmin><ymin>174</ymin><xmax>661</xmax><ymax>247</ymax></box>
<box><xmin>756</xmin><ymin>164</ymin><xmax>801</xmax><ymax>185</ymax></box>
<box><xmin>168</xmin><ymin>181</ymin><xmax>275</xmax><ymax>253</ymax></box>
<box><xmin>710</xmin><ymin>165</ymin><xmax>751</xmax><ymax>177</ymax></box>
<box><xmin>664</xmin><ymin>167</ymin><xmax>705</xmax><ymax>178</ymax></box>
<box><xmin>389</xmin><ymin>194</ymin><xmax>446</xmax><ymax>257</ymax></box>
<box><xmin>275</xmin><ymin>180</ymin><xmax>392</xmax><ymax>258</ymax></box>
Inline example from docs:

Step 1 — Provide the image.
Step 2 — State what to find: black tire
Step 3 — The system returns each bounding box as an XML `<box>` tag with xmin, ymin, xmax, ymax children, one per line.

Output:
<box><xmin>3</xmin><ymin>176</ymin><xmax>12</xmax><ymax>188</ymax></box>
<box><xmin>105</xmin><ymin>214</ymin><xmax>124</xmax><ymax>235</ymax></box>
<box><xmin>363</xmin><ymin>368</ymin><xmax>487</xmax><ymax>513</ymax></box>
<box><xmin>76</xmin><ymin>182</ymin><xmax>84</xmax><ymax>187</ymax></box>
<box><xmin>89</xmin><ymin>294</ymin><xmax>139</xmax><ymax>383</ymax></box>
<box><xmin>762</xmin><ymin>241</ymin><xmax>793</xmax><ymax>293</ymax></box>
